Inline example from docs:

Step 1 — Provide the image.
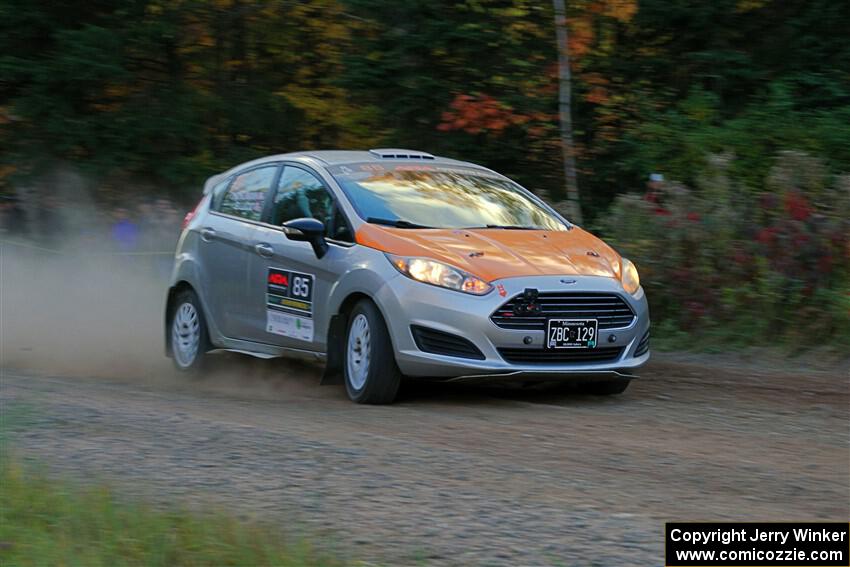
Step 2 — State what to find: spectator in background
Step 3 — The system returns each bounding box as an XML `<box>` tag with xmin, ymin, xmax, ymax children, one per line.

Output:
<box><xmin>645</xmin><ymin>173</ymin><xmax>664</xmax><ymax>202</ymax></box>
<box><xmin>644</xmin><ymin>173</ymin><xmax>668</xmax><ymax>215</ymax></box>
<box><xmin>111</xmin><ymin>207</ymin><xmax>139</xmax><ymax>252</ymax></box>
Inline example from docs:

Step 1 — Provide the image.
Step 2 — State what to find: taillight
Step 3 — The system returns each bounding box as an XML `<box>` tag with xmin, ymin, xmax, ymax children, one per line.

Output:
<box><xmin>182</xmin><ymin>197</ymin><xmax>204</xmax><ymax>230</ymax></box>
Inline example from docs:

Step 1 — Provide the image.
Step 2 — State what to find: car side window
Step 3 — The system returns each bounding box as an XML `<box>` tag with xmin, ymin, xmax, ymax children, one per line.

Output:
<box><xmin>209</xmin><ymin>178</ymin><xmax>231</xmax><ymax>211</ymax></box>
<box><xmin>218</xmin><ymin>166</ymin><xmax>277</xmax><ymax>221</ymax></box>
<box><xmin>271</xmin><ymin>166</ymin><xmax>353</xmax><ymax>242</ymax></box>
<box><xmin>327</xmin><ymin>204</ymin><xmax>354</xmax><ymax>243</ymax></box>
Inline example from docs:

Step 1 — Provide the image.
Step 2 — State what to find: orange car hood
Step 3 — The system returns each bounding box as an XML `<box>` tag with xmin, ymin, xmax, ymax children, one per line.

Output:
<box><xmin>356</xmin><ymin>224</ymin><xmax>623</xmax><ymax>282</ymax></box>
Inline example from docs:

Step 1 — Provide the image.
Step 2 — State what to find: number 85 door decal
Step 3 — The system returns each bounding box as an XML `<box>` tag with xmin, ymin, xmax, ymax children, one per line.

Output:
<box><xmin>266</xmin><ymin>268</ymin><xmax>315</xmax><ymax>341</ymax></box>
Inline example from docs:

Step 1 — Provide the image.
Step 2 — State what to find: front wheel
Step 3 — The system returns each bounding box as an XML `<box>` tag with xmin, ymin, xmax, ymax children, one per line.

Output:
<box><xmin>344</xmin><ymin>299</ymin><xmax>402</xmax><ymax>404</ymax></box>
<box><xmin>169</xmin><ymin>289</ymin><xmax>208</xmax><ymax>372</ymax></box>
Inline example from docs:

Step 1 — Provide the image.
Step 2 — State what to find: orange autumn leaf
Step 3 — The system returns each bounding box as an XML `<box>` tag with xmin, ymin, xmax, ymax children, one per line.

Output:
<box><xmin>437</xmin><ymin>94</ymin><xmax>529</xmax><ymax>135</ymax></box>
<box><xmin>586</xmin><ymin>86</ymin><xmax>610</xmax><ymax>104</ymax></box>
<box><xmin>567</xmin><ymin>17</ymin><xmax>594</xmax><ymax>58</ymax></box>
<box><xmin>601</xmin><ymin>0</ymin><xmax>637</xmax><ymax>21</ymax></box>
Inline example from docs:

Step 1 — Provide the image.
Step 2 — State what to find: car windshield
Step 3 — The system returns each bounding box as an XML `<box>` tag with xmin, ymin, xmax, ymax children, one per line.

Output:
<box><xmin>328</xmin><ymin>163</ymin><xmax>568</xmax><ymax>231</ymax></box>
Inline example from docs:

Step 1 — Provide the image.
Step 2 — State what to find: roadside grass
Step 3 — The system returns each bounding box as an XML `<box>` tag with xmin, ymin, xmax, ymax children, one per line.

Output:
<box><xmin>649</xmin><ymin>319</ymin><xmax>850</xmax><ymax>362</ymax></box>
<box><xmin>0</xmin><ymin>456</ymin><xmax>343</xmax><ymax>567</ymax></box>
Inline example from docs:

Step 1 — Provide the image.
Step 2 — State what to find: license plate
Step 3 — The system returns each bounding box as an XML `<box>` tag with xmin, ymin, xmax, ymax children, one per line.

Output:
<box><xmin>546</xmin><ymin>319</ymin><xmax>598</xmax><ymax>349</ymax></box>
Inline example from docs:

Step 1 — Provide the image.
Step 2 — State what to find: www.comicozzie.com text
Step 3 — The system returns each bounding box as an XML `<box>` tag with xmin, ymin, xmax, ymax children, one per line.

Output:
<box><xmin>670</xmin><ymin>526</ymin><xmax>848</xmax><ymax>546</ymax></box>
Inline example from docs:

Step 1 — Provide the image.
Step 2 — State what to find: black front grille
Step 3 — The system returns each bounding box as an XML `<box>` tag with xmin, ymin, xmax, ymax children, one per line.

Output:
<box><xmin>491</xmin><ymin>292</ymin><xmax>635</xmax><ymax>331</ymax></box>
<box><xmin>634</xmin><ymin>330</ymin><xmax>650</xmax><ymax>356</ymax></box>
<box><xmin>411</xmin><ymin>325</ymin><xmax>485</xmax><ymax>360</ymax></box>
<box><xmin>498</xmin><ymin>346</ymin><xmax>624</xmax><ymax>365</ymax></box>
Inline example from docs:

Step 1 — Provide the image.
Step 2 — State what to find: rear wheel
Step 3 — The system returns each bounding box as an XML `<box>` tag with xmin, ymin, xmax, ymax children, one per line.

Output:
<box><xmin>344</xmin><ymin>299</ymin><xmax>402</xmax><ymax>404</ymax></box>
<box><xmin>170</xmin><ymin>289</ymin><xmax>208</xmax><ymax>372</ymax></box>
<box><xmin>579</xmin><ymin>378</ymin><xmax>630</xmax><ymax>395</ymax></box>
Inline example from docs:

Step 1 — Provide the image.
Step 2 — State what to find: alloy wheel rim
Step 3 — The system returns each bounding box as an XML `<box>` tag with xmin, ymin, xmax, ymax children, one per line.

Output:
<box><xmin>172</xmin><ymin>302</ymin><xmax>200</xmax><ymax>368</ymax></box>
<box><xmin>346</xmin><ymin>314</ymin><xmax>371</xmax><ymax>390</ymax></box>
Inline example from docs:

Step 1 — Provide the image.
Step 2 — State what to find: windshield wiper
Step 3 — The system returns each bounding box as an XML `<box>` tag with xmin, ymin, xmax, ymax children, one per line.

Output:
<box><xmin>480</xmin><ymin>224</ymin><xmax>539</xmax><ymax>230</ymax></box>
<box><xmin>366</xmin><ymin>217</ymin><xmax>433</xmax><ymax>229</ymax></box>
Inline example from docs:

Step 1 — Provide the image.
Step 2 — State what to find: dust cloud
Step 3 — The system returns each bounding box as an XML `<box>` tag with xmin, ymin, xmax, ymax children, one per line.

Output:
<box><xmin>2</xmin><ymin>234</ymin><xmax>174</xmax><ymax>379</ymax></box>
<box><xmin>1</xmin><ymin>175</ymin><xmax>327</xmax><ymax>398</ymax></box>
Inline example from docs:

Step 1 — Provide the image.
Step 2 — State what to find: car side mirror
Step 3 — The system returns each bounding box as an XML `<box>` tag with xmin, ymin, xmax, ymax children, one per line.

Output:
<box><xmin>283</xmin><ymin>218</ymin><xmax>328</xmax><ymax>259</ymax></box>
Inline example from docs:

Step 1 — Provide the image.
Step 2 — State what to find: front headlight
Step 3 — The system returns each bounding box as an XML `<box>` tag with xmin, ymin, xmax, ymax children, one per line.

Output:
<box><xmin>386</xmin><ymin>254</ymin><xmax>492</xmax><ymax>295</ymax></box>
<box><xmin>621</xmin><ymin>258</ymin><xmax>640</xmax><ymax>295</ymax></box>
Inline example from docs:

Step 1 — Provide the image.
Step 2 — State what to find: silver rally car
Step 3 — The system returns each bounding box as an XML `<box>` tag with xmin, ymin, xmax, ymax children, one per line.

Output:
<box><xmin>165</xmin><ymin>149</ymin><xmax>650</xmax><ymax>403</ymax></box>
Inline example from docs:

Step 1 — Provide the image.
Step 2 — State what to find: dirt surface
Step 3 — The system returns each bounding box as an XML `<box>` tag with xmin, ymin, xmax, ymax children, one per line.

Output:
<box><xmin>2</xmin><ymin>354</ymin><xmax>848</xmax><ymax>566</ymax></box>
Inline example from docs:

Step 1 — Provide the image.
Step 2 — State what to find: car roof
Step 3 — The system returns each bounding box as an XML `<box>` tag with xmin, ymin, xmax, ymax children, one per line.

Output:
<box><xmin>203</xmin><ymin>149</ymin><xmax>494</xmax><ymax>194</ymax></box>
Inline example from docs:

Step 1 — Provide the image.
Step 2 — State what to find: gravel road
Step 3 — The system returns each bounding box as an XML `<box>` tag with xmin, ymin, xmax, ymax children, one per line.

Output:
<box><xmin>2</xmin><ymin>355</ymin><xmax>848</xmax><ymax>566</ymax></box>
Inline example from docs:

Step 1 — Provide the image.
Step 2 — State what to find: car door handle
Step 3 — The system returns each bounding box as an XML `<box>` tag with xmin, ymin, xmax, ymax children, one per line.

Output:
<box><xmin>254</xmin><ymin>243</ymin><xmax>274</xmax><ymax>258</ymax></box>
<box><xmin>200</xmin><ymin>228</ymin><xmax>216</xmax><ymax>242</ymax></box>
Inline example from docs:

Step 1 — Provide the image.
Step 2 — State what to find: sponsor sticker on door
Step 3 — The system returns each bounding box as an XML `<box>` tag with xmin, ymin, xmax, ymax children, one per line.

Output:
<box><xmin>266</xmin><ymin>268</ymin><xmax>314</xmax><ymax>341</ymax></box>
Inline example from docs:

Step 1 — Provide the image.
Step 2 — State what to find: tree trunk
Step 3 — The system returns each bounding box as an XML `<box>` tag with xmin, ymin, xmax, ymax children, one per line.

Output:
<box><xmin>552</xmin><ymin>0</ymin><xmax>583</xmax><ymax>224</ymax></box>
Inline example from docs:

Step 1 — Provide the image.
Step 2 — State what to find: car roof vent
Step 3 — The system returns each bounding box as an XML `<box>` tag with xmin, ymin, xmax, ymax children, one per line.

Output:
<box><xmin>368</xmin><ymin>148</ymin><xmax>435</xmax><ymax>160</ymax></box>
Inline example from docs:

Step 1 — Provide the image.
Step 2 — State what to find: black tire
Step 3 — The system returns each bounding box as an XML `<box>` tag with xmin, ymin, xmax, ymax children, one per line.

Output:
<box><xmin>168</xmin><ymin>288</ymin><xmax>209</xmax><ymax>372</ymax></box>
<box><xmin>343</xmin><ymin>299</ymin><xmax>402</xmax><ymax>404</ymax></box>
<box><xmin>579</xmin><ymin>378</ymin><xmax>630</xmax><ymax>395</ymax></box>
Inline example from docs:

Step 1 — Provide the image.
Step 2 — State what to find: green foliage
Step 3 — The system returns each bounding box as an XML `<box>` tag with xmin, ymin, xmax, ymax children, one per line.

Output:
<box><xmin>622</xmin><ymin>85</ymin><xmax>850</xmax><ymax>191</ymax></box>
<box><xmin>0</xmin><ymin>457</ymin><xmax>342</xmax><ymax>567</ymax></box>
<box><xmin>1</xmin><ymin>0</ymin><xmax>848</xmax><ymax>210</ymax></box>
<box><xmin>339</xmin><ymin>0</ymin><xmax>561</xmax><ymax>195</ymax></box>
<box><xmin>600</xmin><ymin>152</ymin><xmax>850</xmax><ymax>350</ymax></box>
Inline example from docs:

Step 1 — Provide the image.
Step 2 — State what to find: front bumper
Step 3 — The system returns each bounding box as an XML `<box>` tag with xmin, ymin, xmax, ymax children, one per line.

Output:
<box><xmin>375</xmin><ymin>274</ymin><xmax>650</xmax><ymax>381</ymax></box>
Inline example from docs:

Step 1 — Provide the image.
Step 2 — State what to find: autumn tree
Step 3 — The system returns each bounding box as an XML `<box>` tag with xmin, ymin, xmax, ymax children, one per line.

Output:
<box><xmin>1</xmin><ymin>0</ymin><xmax>847</xmax><ymax>216</ymax></box>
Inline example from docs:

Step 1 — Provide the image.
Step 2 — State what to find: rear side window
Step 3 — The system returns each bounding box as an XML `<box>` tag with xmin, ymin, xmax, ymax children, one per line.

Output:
<box><xmin>218</xmin><ymin>166</ymin><xmax>277</xmax><ymax>221</ymax></box>
<box><xmin>209</xmin><ymin>178</ymin><xmax>231</xmax><ymax>211</ymax></box>
<box><xmin>271</xmin><ymin>166</ymin><xmax>353</xmax><ymax>242</ymax></box>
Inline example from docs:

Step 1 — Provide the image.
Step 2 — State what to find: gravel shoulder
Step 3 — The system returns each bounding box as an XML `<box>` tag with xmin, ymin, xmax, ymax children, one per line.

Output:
<box><xmin>1</xmin><ymin>355</ymin><xmax>848</xmax><ymax>566</ymax></box>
